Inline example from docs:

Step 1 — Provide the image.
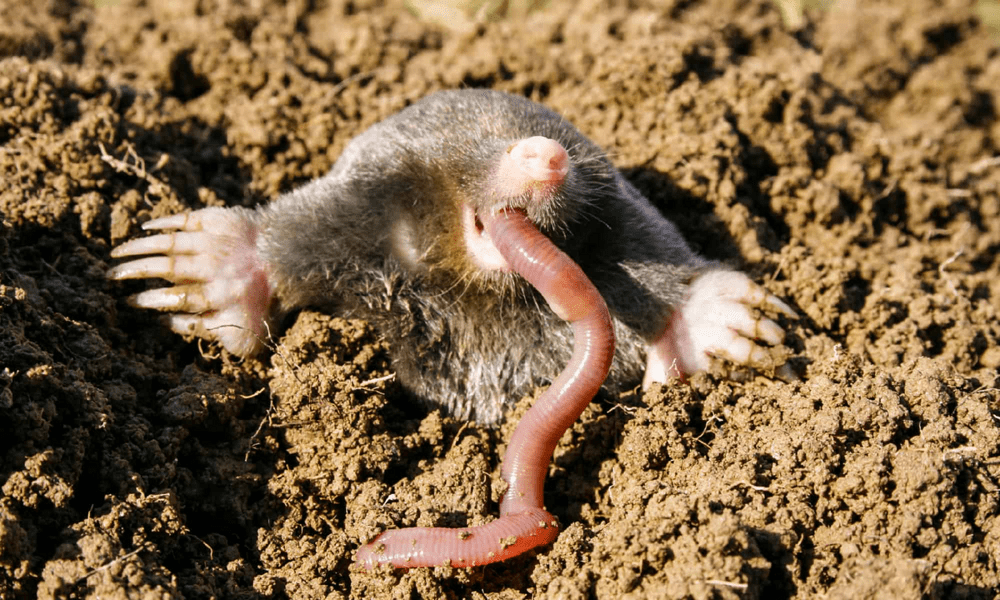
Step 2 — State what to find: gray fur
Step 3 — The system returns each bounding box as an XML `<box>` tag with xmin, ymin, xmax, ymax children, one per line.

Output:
<box><xmin>255</xmin><ymin>89</ymin><xmax>713</xmax><ymax>424</ymax></box>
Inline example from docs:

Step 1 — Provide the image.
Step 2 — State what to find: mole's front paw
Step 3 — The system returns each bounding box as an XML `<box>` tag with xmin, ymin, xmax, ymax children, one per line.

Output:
<box><xmin>108</xmin><ymin>207</ymin><xmax>273</xmax><ymax>357</ymax></box>
<box><xmin>644</xmin><ymin>270</ymin><xmax>795</xmax><ymax>385</ymax></box>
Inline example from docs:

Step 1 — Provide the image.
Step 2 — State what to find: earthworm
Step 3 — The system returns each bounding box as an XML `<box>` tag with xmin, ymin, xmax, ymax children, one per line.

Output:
<box><xmin>354</xmin><ymin>208</ymin><xmax>615</xmax><ymax>568</ymax></box>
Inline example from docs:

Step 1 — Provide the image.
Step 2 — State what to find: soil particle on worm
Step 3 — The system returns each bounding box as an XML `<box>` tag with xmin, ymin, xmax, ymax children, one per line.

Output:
<box><xmin>1</xmin><ymin>0</ymin><xmax>999</xmax><ymax>598</ymax></box>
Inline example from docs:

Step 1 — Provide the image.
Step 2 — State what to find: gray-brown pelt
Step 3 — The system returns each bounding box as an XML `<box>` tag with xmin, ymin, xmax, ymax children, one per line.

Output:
<box><xmin>251</xmin><ymin>89</ymin><xmax>711</xmax><ymax>423</ymax></box>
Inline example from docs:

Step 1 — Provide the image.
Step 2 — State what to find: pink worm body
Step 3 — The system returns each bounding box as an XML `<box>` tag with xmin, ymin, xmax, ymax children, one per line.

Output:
<box><xmin>355</xmin><ymin>209</ymin><xmax>615</xmax><ymax>569</ymax></box>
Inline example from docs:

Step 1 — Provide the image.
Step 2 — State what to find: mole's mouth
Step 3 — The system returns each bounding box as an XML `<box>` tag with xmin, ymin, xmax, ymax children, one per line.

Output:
<box><xmin>462</xmin><ymin>135</ymin><xmax>570</xmax><ymax>272</ymax></box>
<box><xmin>463</xmin><ymin>204</ymin><xmax>524</xmax><ymax>271</ymax></box>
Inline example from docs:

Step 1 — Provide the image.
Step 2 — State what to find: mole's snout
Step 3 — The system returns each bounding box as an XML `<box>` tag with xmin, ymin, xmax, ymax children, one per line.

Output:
<box><xmin>493</xmin><ymin>136</ymin><xmax>570</xmax><ymax>199</ymax></box>
<box><xmin>508</xmin><ymin>136</ymin><xmax>570</xmax><ymax>183</ymax></box>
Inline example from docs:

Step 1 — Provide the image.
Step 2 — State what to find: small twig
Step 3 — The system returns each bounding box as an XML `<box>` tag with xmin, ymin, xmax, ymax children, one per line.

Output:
<box><xmin>245</xmin><ymin>390</ymin><xmax>276</xmax><ymax>462</ymax></box>
<box><xmin>938</xmin><ymin>249</ymin><xmax>963</xmax><ymax>273</ymax></box>
<box><xmin>765</xmin><ymin>251</ymin><xmax>789</xmax><ymax>286</ymax></box>
<box><xmin>875</xmin><ymin>179</ymin><xmax>898</xmax><ymax>200</ymax></box>
<box><xmin>968</xmin><ymin>155</ymin><xmax>1000</xmax><ymax>175</ymax></box>
<box><xmin>323</xmin><ymin>69</ymin><xmax>382</xmax><ymax>103</ymax></box>
<box><xmin>702</xmin><ymin>579</ymin><xmax>749</xmax><ymax>590</ymax></box>
<box><xmin>937</xmin><ymin>247</ymin><xmax>965</xmax><ymax>298</ymax></box>
<box><xmin>75</xmin><ymin>546</ymin><xmax>146</xmax><ymax>583</ymax></box>
<box><xmin>352</xmin><ymin>373</ymin><xmax>396</xmax><ymax>390</ymax></box>
<box><xmin>448</xmin><ymin>421</ymin><xmax>472</xmax><ymax>453</ymax></box>
<box><xmin>730</xmin><ymin>480</ymin><xmax>770</xmax><ymax>493</ymax></box>
<box><xmin>197</xmin><ymin>338</ymin><xmax>221</xmax><ymax>360</ymax></box>
<box><xmin>188</xmin><ymin>534</ymin><xmax>215</xmax><ymax>560</ymax></box>
<box><xmin>98</xmin><ymin>141</ymin><xmax>174</xmax><ymax>202</ymax></box>
<box><xmin>695</xmin><ymin>414</ymin><xmax>723</xmax><ymax>442</ymax></box>
<box><xmin>240</xmin><ymin>387</ymin><xmax>267</xmax><ymax>400</ymax></box>
<box><xmin>943</xmin><ymin>446</ymin><xmax>978</xmax><ymax>460</ymax></box>
<box><xmin>606</xmin><ymin>403</ymin><xmax>638</xmax><ymax>415</ymax></box>
<box><xmin>201</xmin><ymin>320</ymin><xmax>303</xmax><ymax>385</ymax></box>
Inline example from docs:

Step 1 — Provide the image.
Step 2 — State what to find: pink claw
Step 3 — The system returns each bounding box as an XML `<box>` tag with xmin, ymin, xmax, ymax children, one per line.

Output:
<box><xmin>107</xmin><ymin>207</ymin><xmax>275</xmax><ymax>358</ymax></box>
<box><xmin>355</xmin><ymin>209</ymin><xmax>615</xmax><ymax>569</ymax></box>
<box><xmin>643</xmin><ymin>270</ymin><xmax>796</xmax><ymax>385</ymax></box>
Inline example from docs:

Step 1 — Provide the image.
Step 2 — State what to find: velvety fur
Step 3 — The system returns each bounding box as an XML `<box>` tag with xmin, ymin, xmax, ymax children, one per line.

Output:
<box><xmin>253</xmin><ymin>90</ymin><xmax>712</xmax><ymax>424</ymax></box>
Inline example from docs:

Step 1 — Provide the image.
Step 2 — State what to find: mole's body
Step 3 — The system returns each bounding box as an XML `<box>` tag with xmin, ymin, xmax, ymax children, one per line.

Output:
<box><xmin>110</xmin><ymin>89</ymin><xmax>793</xmax><ymax>568</ymax></box>
<box><xmin>111</xmin><ymin>89</ymin><xmax>790</xmax><ymax>425</ymax></box>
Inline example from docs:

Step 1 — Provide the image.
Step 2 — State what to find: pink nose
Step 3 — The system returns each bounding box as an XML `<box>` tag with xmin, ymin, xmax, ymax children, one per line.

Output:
<box><xmin>509</xmin><ymin>136</ymin><xmax>570</xmax><ymax>183</ymax></box>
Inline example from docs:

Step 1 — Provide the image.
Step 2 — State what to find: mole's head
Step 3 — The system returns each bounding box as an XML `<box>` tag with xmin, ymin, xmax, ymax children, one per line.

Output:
<box><xmin>384</xmin><ymin>90</ymin><xmax>617</xmax><ymax>297</ymax></box>
<box><xmin>460</xmin><ymin>135</ymin><xmax>573</xmax><ymax>271</ymax></box>
<box><xmin>431</xmin><ymin>130</ymin><xmax>616</xmax><ymax>297</ymax></box>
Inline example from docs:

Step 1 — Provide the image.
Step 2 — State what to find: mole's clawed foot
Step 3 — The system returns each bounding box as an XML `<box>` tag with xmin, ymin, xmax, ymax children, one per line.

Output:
<box><xmin>108</xmin><ymin>207</ymin><xmax>274</xmax><ymax>357</ymax></box>
<box><xmin>644</xmin><ymin>270</ymin><xmax>795</xmax><ymax>385</ymax></box>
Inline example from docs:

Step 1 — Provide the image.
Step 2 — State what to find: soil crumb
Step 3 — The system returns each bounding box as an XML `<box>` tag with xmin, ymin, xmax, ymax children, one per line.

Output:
<box><xmin>1</xmin><ymin>1</ymin><xmax>999</xmax><ymax>598</ymax></box>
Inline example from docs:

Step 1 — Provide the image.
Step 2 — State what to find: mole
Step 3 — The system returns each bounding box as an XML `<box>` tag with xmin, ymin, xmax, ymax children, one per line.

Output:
<box><xmin>108</xmin><ymin>89</ymin><xmax>794</xmax><ymax>569</ymax></box>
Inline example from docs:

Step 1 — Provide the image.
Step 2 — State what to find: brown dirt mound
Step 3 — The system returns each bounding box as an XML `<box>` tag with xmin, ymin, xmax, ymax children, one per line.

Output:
<box><xmin>1</xmin><ymin>0</ymin><xmax>998</xmax><ymax>598</ymax></box>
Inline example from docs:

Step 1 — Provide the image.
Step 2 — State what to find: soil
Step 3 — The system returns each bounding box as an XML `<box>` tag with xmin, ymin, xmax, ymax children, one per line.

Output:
<box><xmin>1</xmin><ymin>0</ymin><xmax>999</xmax><ymax>598</ymax></box>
